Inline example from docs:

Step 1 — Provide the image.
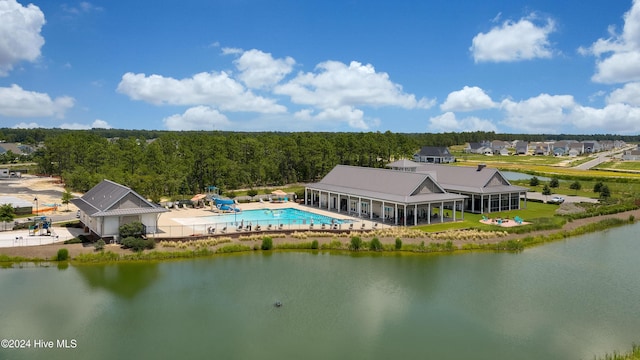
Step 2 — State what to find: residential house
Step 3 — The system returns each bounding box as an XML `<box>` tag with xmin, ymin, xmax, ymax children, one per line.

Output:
<box><xmin>582</xmin><ymin>141</ymin><xmax>600</xmax><ymax>153</ymax></box>
<box><xmin>622</xmin><ymin>149</ymin><xmax>640</xmax><ymax>161</ymax></box>
<box><xmin>413</xmin><ymin>146</ymin><xmax>455</xmax><ymax>164</ymax></box>
<box><xmin>569</xmin><ymin>142</ymin><xmax>584</xmax><ymax>156</ymax></box>
<box><xmin>491</xmin><ymin>140</ymin><xmax>511</xmax><ymax>155</ymax></box>
<box><xmin>514</xmin><ymin>141</ymin><xmax>529</xmax><ymax>155</ymax></box>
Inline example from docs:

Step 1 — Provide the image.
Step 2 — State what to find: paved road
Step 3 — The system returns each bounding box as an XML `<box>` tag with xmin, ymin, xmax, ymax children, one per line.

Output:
<box><xmin>572</xmin><ymin>145</ymin><xmax>635</xmax><ymax>170</ymax></box>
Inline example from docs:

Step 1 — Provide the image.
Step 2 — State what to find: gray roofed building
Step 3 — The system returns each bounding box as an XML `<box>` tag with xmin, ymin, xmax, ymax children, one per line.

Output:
<box><xmin>413</xmin><ymin>146</ymin><xmax>455</xmax><ymax>163</ymax></box>
<box><xmin>305</xmin><ymin>165</ymin><xmax>466</xmax><ymax>226</ymax></box>
<box><xmin>414</xmin><ymin>163</ymin><xmax>528</xmax><ymax>213</ymax></box>
<box><xmin>71</xmin><ymin>179</ymin><xmax>168</xmax><ymax>239</ymax></box>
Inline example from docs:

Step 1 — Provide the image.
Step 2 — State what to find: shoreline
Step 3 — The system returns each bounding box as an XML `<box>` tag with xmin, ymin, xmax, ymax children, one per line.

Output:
<box><xmin>1</xmin><ymin>208</ymin><xmax>638</xmax><ymax>263</ymax></box>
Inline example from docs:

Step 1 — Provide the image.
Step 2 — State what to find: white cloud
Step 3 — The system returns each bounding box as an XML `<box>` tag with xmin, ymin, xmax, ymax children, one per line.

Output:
<box><xmin>12</xmin><ymin>122</ymin><xmax>42</xmax><ymax>129</ymax></box>
<box><xmin>92</xmin><ymin>119</ymin><xmax>112</xmax><ymax>128</ymax></box>
<box><xmin>470</xmin><ymin>14</ymin><xmax>556</xmax><ymax>63</ymax></box>
<box><xmin>232</xmin><ymin>49</ymin><xmax>295</xmax><ymax>89</ymax></box>
<box><xmin>0</xmin><ymin>0</ymin><xmax>46</xmax><ymax>76</ymax></box>
<box><xmin>569</xmin><ymin>103</ymin><xmax>640</xmax><ymax>133</ymax></box>
<box><xmin>294</xmin><ymin>106</ymin><xmax>371</xmax><ymax>130</ymax></box>
<box><xmin>440</xmin><ymin>86</ymin><xmax>496</xmax><ymax>112</ymax></box>
<box><xmin>500</xmin><ymin>93</ymin><xmax>575</xmax><ymax>133</ymax></box>
<box><xmin>163</xmin><ymin>106</ymin><xmax>232</xmax><ymax>131</ymax></box>
<box><xmin>61</xmin><ymin>2</ymin><xmax>103</xmax><ymax>15</ymax></box>
<box><xmin>607</xmin><ymin>82</ymin><xmax>640</xmax><ymax>105</ymax></box>
<box><xmin>276</xmin><ymin>60</ymin><xmax>433</xmax><ymax>109</ymax></box>
<box><xmin>428</xmin><ymin>112</ymin><xmax>498</xmax><ymax>133</ymax></box>
<box><xmin>116</xmin><ymin>71</ymin><xmax>286</xmax><ymax>113</ymax></box>
<box><xmin>582</xmin><ymin>0</ymin><xmax>640</xmax><ymax>83</ymax></box>
<box><xmin>0</xmin><ymin>84</ymin><xmax>74</xmax><ymax>118</ymax></box>
<box><xmin>59</xmin><ymin>122</ymin><xmax>91</xmax><ymax>130</ymax></box>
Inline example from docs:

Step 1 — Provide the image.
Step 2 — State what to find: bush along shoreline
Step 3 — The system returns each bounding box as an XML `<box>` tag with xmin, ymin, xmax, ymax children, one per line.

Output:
<box><xmin>1</xmin><ymin>210</ymin><xmax>638</xmax><ymax>265</ymax></box>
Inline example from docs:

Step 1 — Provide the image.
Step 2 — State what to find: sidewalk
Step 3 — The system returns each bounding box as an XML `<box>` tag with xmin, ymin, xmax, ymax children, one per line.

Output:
<box><xmin>0</xmin><ymin>227</ymin><xmax>81</xmax><ymax>248</ymax></box>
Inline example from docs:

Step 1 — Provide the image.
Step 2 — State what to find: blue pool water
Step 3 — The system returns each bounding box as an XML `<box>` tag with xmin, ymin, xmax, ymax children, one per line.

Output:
<box><xmin>200</xmin><ymin>208</ymin><xmax>348</xmax><ymax>227</ymax></box>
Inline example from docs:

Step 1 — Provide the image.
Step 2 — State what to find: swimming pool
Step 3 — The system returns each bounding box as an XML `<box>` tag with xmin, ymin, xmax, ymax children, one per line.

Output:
<box><xmin>175</xmin><ymin>207</ymin><xmax>348</xmax><ymax>228</ymax></box>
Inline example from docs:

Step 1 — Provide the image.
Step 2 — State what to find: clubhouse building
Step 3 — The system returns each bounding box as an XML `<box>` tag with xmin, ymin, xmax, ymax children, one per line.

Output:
<box><xmin>304</xmin><ymin>161</ymin><xmax>528</xmax><ymax>226</ymax></box>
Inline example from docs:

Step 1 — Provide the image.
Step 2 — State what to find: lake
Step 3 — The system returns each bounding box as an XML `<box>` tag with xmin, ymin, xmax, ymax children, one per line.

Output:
<box><xmin>1</xmin><ymin>224</ymin><xmax>639</xmax><ymax>359</ymax></box>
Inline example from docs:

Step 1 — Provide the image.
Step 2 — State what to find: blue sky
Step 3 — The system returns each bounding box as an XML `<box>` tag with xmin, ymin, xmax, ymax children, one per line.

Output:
<box><xmin>1</xmin><ymin>0</ymin><xmax>640</xmax><ymax>134</ymax></box>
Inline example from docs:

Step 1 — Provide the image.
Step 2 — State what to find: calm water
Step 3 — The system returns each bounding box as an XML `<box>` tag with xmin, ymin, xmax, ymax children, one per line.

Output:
<box><xmin>1</xmin><ymin>224</ymin><xmax>640</xmax><ymax>359</ymax></box>
<box><xmin>501</xmin><ymin>170</ymin><xmax>552</xmax><ymax>181</ymax></box>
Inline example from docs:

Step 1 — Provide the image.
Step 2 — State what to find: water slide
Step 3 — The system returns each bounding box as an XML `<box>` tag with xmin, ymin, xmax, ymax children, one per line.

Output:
<box><xmin>214</xmin><ymin>199</ymin><xmax>240</xmax><ymax>212</ymax></box>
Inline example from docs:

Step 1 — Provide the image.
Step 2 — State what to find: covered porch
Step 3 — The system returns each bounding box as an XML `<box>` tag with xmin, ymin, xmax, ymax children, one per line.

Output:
<box><xmin>304</xmin><ymin>188</ymin><xmax>466</xmax><ymax>227</ymax></box>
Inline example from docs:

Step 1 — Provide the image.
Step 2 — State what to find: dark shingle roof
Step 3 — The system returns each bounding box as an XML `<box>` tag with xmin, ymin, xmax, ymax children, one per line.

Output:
<box><xmin>416</xmin><ymin>146</ymin><xmax>452</xmax><ymax>157</ymax></box>
<box><xmin>71</xmin><ymin>179</ymin><xmax>167</xmax><ymax>217</ymax></box>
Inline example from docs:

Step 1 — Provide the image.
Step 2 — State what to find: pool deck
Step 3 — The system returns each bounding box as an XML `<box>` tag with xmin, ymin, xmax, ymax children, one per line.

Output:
<box><xmin>154</xmin><ymin>201</ymin><xmax>392</xmax><ymax>238</ymax></box>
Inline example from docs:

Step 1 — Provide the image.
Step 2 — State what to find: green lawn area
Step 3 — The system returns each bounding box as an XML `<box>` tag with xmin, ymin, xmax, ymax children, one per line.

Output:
<box><xmin>452</xmin><ymin>152</ymin><xmax>568</xmax><ymax>166</ymax></box>
<box><xmin>414</xmin><ymin>201</ymin><xmax>557</xmax><ymax>233</ymax></box>
<box><xmin>594</xmin><ymin>160</ymin><xmax>640</xmax><ymax>172</ymax></box>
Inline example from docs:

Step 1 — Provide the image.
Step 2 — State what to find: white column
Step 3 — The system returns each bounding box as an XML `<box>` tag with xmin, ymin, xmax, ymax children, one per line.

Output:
<box><xmin>403</xmin><ymin>205</ymin><xmax>407</xmax><ymax>226</ymax></box>
<box><xmin>370</xmin><ymin>199</ymin><xmax>373</xmax><ymax>220</ymax></box>
<box><xmin>414</xmin><ymin>204</ymin><xmax>418</xmax><ymax>225</ymax></box>
<box><xmin>394</xmin><ymin>204</ymin><xmax>398</xmax><ymax>225</ymax></box>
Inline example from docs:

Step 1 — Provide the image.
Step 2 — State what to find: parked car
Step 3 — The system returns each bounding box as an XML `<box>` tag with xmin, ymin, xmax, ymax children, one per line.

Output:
<box><xmin>547</xmin><ymin>196</ymin><xmax>565</xmax><ymax>204</ymax></box>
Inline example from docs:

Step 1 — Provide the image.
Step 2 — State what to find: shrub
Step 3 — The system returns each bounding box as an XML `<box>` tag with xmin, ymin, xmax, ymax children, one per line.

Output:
<box><xmin>542</xmin><ymin>184</ymin><xmax>552</xmax><ymax>196</ymax></box>
<box><xmin>395</xmin><ymin>238</ymin><xmax>402</xmax><ymax>250</ymax></box>
<box><xmin>593</xmin><ymin>181</ymin><xmax>604</xmax><ymax>193</ymax></box>
<box><xmin>629</xmin><ymin>215</ymin><xmax>635</xmax><ymax>223</ymax></box>
<box><xmin>94</xmin><ymin>239</ymin><xmax>105</xmax><ymax>251</ymax></box>
<box><xmin>349</xmin><ymin>236</ymin><xmax>362</xmax><ymax>251</ymax></box>
<box><xmin>261</xmin><ymin>237</ymin><xmax>273</xmax><ymax>250</ymax></box>
<box><xmin>56</xmin><ymin>248</ymin><xmax>69</xmax><ymax>261</ymax></box>
<box><xmin>569</xmin><ymin>181</ymin><xmax>582</xmax><ymax>191</ymax></box>
<box><xmin>599</xmin><ymin>184</ymin><xmax>611</xmax><ymax>199</ymax></box>
<box><xmin>311</xmin><ymin>239</ymin><xmax>319</xmax><ymax>249</ymax></box>
<box><xmin>549</xmin><ymin>178</ymin><xmax>559</xmax><ymax>188</ymax></box>
<box><xmin>529</xmin><ymin>177</ymin><xmax>540</xmax><ymax>186</ymax></box>
<box><xmin>369</xmin><ymin>237</ymin><xmax>382</xmax><ymax>251</ymax></box>
<box><xmin>121</xmin><ymin>237</ymin><xmax>154</xmax><ymax>252</ymax></box>
<box><xmin>247</xmin><ymin>189</ymin><xmax>258</xmax><ymax>198</ymax></box>
<box><xmin>119</xmin><ymin>222</ymin><xmax>145</xmax><ymax>238</ymax></box>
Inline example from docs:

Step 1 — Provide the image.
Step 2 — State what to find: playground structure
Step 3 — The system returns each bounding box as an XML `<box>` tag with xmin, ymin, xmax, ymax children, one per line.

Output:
<box><xmin>29</xmin><ymin>216</ymin><xmax>53</xmax><ymax>236</ymax></box>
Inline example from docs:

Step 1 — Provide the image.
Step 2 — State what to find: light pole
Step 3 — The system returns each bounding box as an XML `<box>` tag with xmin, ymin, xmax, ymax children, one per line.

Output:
<box><xmin>33</xmin><ymin>196</ymin><xmax>38</xmax><ymax>228</ymax></box>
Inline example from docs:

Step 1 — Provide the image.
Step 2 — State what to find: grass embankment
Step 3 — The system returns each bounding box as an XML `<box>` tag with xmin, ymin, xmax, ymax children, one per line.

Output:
<box><xmin>596</xmin><ymin>344</ymin><xmax>640</xmax><ymax>360</ymax></box>
<box><xmin>7</xmin><ymin>211</ymin><xmax>628</xmax><ymax>265</ymax></box>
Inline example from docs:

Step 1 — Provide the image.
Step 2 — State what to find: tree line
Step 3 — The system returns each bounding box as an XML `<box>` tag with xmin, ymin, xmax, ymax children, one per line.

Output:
<box><xmin>1</xmin><ymin>128</ymin><xmax>638</xmax><ymax>201</ymax></box>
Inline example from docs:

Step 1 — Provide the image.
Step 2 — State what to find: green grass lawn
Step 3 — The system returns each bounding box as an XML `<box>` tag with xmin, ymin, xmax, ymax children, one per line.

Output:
<box><xmin>594</xmin><ymin>160</ymin><xmax>640</xmax><ymax>172</ymax></box>
<box><xmin>414</xmin><ymin>201</ymin><xmax>558</xmax><ymax>233</ymax></box>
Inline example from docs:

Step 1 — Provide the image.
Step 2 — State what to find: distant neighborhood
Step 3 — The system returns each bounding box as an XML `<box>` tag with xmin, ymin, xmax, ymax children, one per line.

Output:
<box><xmin>410</xmin><ymin>140</ymin><xmax>635</xmax><ymax>165</ymax></box>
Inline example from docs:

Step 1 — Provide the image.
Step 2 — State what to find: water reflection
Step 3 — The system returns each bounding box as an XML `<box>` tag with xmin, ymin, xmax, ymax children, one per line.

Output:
<box><xmin>74</xmin><ymin>262</ymin><xmax>160</xmax><ymax>299</ymax></box>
